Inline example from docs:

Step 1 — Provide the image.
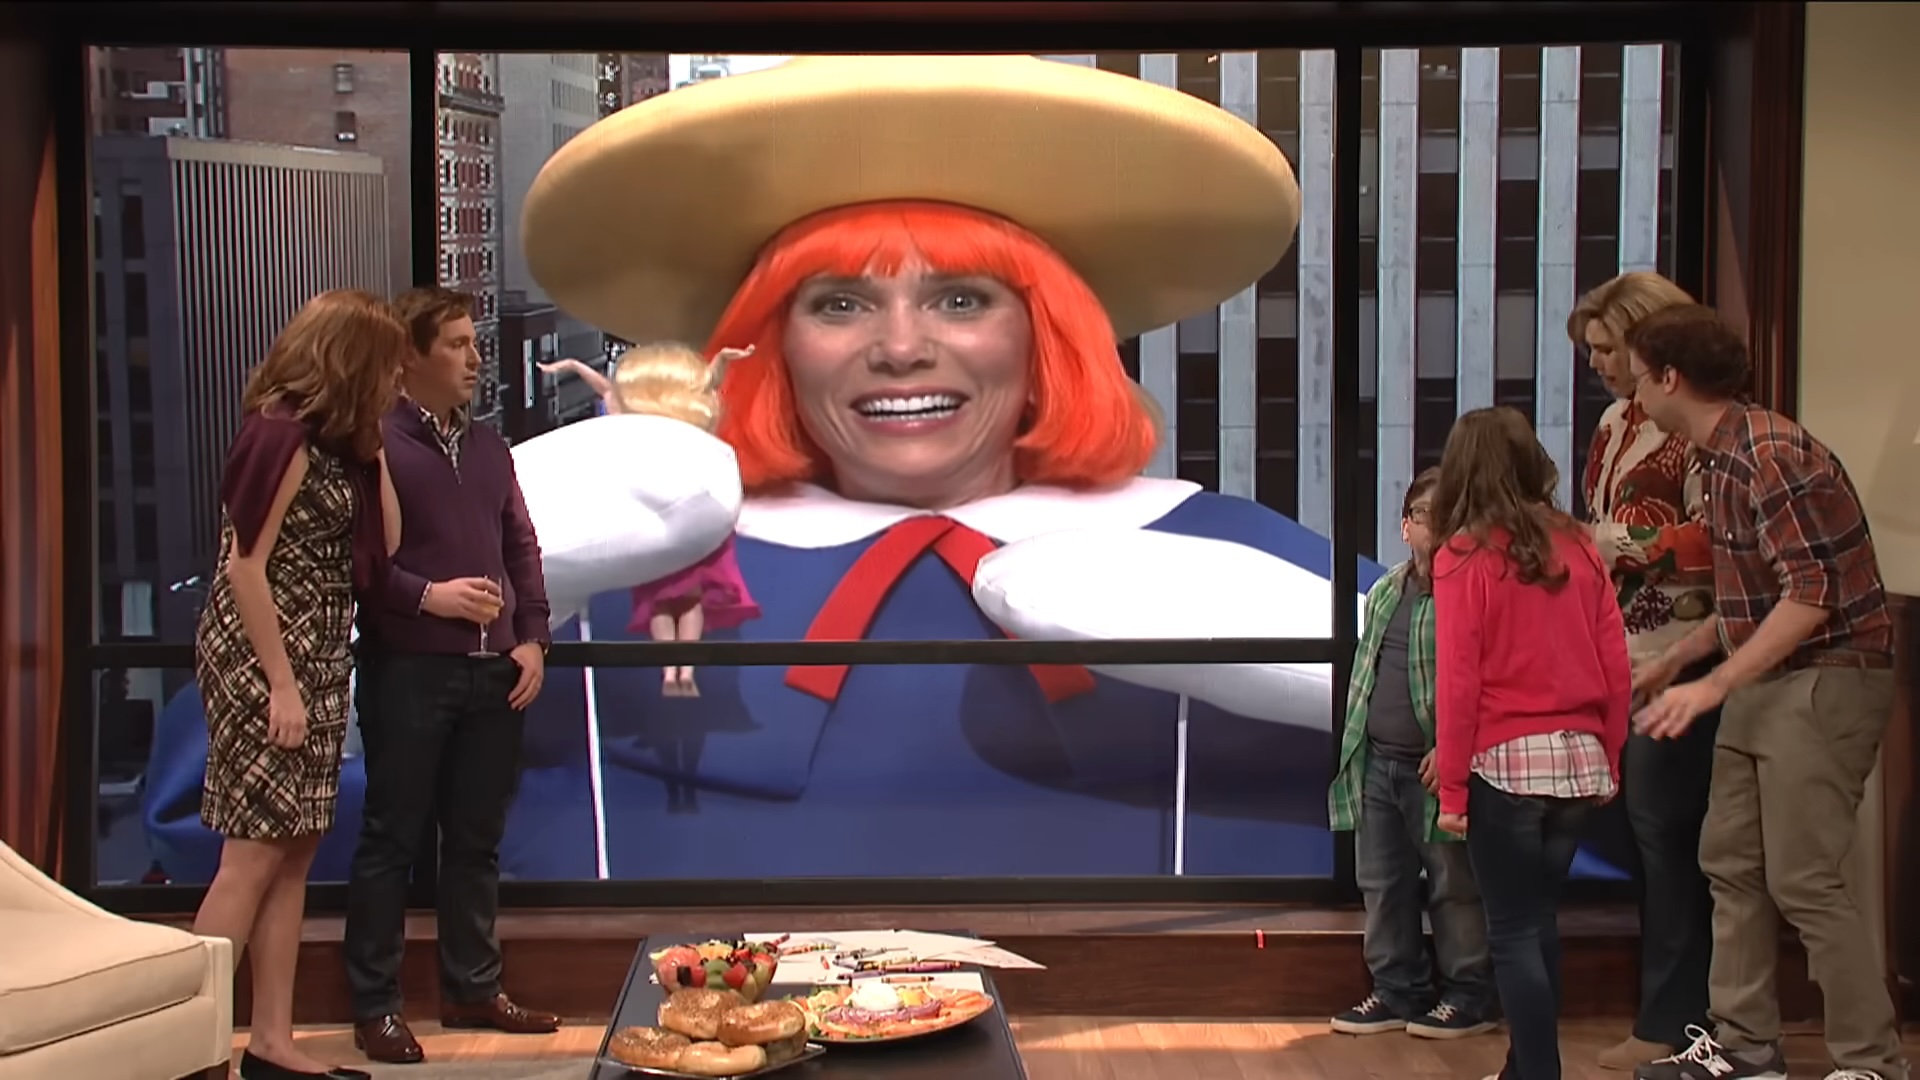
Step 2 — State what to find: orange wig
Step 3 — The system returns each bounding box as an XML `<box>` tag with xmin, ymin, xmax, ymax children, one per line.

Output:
<box><xmin>704</xmin><ymin>200</ymin><xmax>1159</xmax><ymax>494</ymax></box>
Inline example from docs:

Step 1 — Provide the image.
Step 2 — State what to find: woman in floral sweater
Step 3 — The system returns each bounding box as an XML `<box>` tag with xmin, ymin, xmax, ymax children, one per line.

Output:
<box><xmin>1570</xmin><ymin>271</ymin><xmax>1718</xmax><ymax>1071</ymax></box>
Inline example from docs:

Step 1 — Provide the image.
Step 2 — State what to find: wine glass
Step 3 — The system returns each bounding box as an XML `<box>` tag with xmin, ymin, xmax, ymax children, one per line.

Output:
<box><xmin>469</xmin><ymin>575</ymin><xmax>500</xmax><ymax>657</ymax></box>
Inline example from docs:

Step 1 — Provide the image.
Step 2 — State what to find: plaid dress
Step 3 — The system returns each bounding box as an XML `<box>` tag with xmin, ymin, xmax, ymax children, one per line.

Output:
<box><xmin>196</xmin><ymin>443</ymin><xmax>357</xmax><ymax>840</ymax></box>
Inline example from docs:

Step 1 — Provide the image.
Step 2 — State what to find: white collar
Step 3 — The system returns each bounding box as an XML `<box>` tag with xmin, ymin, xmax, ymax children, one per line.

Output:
<box><xmin>736</xmin><ymin>477</ymin><xmax>1202</xmax><ymax>549</ymax></box>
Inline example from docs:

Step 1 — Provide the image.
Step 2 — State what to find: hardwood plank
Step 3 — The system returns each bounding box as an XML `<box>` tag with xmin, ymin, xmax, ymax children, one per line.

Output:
<box><xmin>246</xmin><ymin>1019</ymin><xmax>1920</xmax><ymax>1080</ymax></box>
<box><xmin>161</xmin><ymin>903</ymin><xmax>1827</xmax><ymax>1025</ymax></box>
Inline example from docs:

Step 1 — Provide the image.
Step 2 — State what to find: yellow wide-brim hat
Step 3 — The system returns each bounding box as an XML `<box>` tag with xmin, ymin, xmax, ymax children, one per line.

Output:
<box><xmin>523</xmin><ymin>54</ymin><xmax>1301</xmax><ymax>346</ymax></box>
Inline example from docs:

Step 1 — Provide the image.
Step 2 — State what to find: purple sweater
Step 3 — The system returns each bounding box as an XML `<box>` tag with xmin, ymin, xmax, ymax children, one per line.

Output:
<box><xmin>361</xmin><ymin>403</ymin><xmax>552</xmax><ymax>654</ymax></box>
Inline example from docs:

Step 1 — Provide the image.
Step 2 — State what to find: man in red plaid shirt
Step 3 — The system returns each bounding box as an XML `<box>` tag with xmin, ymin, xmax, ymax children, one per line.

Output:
<box><xmin>1620</xmin><ymin>304</ymin><xmax>1901</xmax><ymax>1080</ymax></box>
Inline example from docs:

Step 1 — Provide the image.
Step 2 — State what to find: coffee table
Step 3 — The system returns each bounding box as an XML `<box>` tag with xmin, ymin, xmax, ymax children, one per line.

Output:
<box><xmin>588</xmin><ymin>933</ymin><xmax>1029</xmax><ymax>1080</ymax></box>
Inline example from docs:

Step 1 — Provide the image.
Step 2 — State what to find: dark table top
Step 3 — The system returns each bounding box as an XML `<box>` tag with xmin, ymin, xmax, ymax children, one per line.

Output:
<box><xmin>588</xmin><ymin>933</ymin><xmax>1028</xmax><ymax>1080</ymax></box>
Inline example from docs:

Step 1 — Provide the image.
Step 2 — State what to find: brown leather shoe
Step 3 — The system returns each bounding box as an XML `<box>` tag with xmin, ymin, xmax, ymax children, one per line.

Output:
<box><xmin>1597</xmin><ymin>1034</ymin><xmax>1673</xmax><ymax>1071</ymax></box>
<box><xmin>440</xmin><ymin>992</ymin><xmax>561</xmax><ymax>1034</ymax></box>
<box><xmin>352</xmin><ymin>1013</ymin><xmax>425</xmax><ymax>1064</ymax></box>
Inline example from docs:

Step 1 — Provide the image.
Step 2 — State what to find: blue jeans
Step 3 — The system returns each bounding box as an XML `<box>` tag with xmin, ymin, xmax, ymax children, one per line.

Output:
<box><xmin>1467</xmin><ymin>774</ymin><xmax>1592</xmax><ymax>1080</ymax></box>
<box><xmin>1356</xmin><ymin>752</ymin><xmax>1493</xmax><ymax>1017</ymax></box>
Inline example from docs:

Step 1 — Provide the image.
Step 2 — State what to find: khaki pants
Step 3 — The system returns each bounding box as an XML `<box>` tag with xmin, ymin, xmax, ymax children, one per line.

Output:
<box><xmin>1699</xmin><ymin>665</ymin><xmax>1900</xmax><ymax>1075</ymax></box>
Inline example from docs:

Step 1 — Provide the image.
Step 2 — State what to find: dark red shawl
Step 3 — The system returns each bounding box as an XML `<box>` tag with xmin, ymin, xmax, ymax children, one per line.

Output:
<box><xmin>218</xmin><ymin>405</ymin><xmax>390</xmax><ymax>597</ymax></box>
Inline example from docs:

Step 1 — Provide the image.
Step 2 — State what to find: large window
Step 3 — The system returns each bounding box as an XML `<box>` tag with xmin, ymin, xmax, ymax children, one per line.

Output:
<box><xmin>105</xmin><ymin>659</ymin><xmax>1339</xmax><ymax>885</ymax></box>
<box><xmin>79</xmin><ymin>39</ymin><xmax>1685</xmax><ymax>900</ymax></box>
<box><xmin>1357</xmin><ymin>44</ymin><xmax>1679</xmax><ymax>563</ymax></box>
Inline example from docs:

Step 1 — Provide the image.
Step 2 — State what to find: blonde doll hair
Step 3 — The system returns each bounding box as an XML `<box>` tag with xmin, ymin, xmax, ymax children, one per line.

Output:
<box><xmin>611</xmin><ymin>342</ymin><xmax>725</xmax><ymax>432</ymax></box>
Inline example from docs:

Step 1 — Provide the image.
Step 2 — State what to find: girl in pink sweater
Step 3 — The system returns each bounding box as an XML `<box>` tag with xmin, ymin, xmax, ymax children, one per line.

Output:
<box><xmin>1429</xmin><ymin>406</ymin><xmax>1633</xmax><ymax>1080</ymax></box>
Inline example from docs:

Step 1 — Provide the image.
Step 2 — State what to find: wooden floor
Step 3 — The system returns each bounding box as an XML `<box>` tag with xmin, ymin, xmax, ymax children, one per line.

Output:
<box><xmin>165</xmin><ymin>903</ymin><xmax>1827</xmax><ymax>1024</ymax></box>
<box><xmin>246</xmin><ymin>1019</ymin><xmax>1919</xmax><ymax>1079</ymax></box>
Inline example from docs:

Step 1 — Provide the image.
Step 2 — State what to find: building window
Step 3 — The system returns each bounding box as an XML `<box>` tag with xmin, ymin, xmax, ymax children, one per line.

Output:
<box><xmin>333</xmin><ymin>62</ymin><xmax>355</xmax><ymax>93</ymax></box>
<box><xmin>131</xmin><ymin>420</ymin><xmax>155</xmax><ymax>486</ymax></box>
<box><xmin>124</xmin><ymin>271</ymin><xmax>149</xmax><ymax>337</ymax></box>
<box><xmin>133</xmin><ymin>505</ymin><xmax>159</xmax><ymax>564</ymax></box>
<box><xmin>120</xmin><ymin>194</ymin><xmax>145</xmax><ymax>260</ymax></box>
<box><xmin>335</xmin><ymin>110</ymin><xmax>358</xmax><ymax>143</ymax></box>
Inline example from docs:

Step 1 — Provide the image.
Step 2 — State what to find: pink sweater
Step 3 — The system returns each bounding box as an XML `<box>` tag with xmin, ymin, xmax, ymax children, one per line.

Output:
<box><xmin>1431</xmin><ymin>526</ymin><xmax>1633</xmax><ymax>816</ymax></box>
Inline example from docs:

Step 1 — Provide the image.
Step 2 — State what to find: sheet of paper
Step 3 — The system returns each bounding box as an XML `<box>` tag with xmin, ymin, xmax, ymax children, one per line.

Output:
<box><xmin>926</xmin><ymin>944</ymin><xmax>1047</xmax><ymax>970</ymax></box>
<box><xmin>743</xmin><ymin>930</ymin><xmax>1043</xmax><ymax>980</ymax></box>
<box><xmin>797</xmin><ymin>969</ymin><xmax>992</xmax><ymax>990</ymax></box>
<box><xmin>914</xmin><ymin>971</ymin><xmax>988</xmax><ymax>993</ymax></box>
<box><xmin>746</xmin><ymin>929</ymin><xmax>997</xmax><ymax>957</ymax></box>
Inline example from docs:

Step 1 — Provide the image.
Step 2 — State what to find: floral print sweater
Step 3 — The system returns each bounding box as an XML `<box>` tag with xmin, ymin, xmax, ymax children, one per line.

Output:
<box><xmin>1582</xmin><ymin>397</ymin><xmax>1716</xmax><ymax>659</ymax></box>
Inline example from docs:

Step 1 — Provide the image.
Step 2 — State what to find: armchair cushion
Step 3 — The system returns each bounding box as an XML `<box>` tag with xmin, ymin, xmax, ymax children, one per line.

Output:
<box><xmin>0</xmin><ymin>911</ymin><xmax>209</xmax><ymax>1055</ymax></box>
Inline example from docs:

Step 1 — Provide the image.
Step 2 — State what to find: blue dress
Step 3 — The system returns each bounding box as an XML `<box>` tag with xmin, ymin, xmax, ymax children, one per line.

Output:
<box><xmin>566</xmin><ymin>487</ymin><xmax>1378</xmax><ymax>880</ymax></box>
<box><xmin>141</xmin><ymin>485</ymin><xmax>1377</xmax><ymax>882</ymax></box>
<box><xmin>138</xmin><ymin>483</ymin><xmax>1631</xmax><ymax>884</ymax></box>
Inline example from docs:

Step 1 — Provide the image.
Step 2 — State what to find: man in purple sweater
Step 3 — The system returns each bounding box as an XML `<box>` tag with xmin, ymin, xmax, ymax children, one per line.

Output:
<box><xmin>344</xmin><ymin>287</ymin><xmax>559</xmax><ymax>1065</ymax></box>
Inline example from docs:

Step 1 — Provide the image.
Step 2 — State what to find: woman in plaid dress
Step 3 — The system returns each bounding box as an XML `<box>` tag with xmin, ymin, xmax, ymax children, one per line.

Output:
<box><xmin>191</xmin><ymin>289</ymin><xmax>406</xmax><ymax>1080</ymax></box>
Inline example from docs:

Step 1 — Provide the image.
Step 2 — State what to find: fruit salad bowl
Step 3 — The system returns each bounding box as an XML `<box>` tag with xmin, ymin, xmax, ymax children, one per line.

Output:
<box><xmin>650</xmin><ymin>940</ymin><xmax>782</xmax><ymax>1003</ymax></box>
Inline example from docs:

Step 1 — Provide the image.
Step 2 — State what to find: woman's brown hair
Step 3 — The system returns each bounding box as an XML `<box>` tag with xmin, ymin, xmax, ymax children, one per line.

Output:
<box><xmin>240</xmin><ymin>289</ymin><xmax>408</xmax><ymax>461</ymax></box>
<box><xmin>1431</xmin><ymin>406</ymin><xmax>1577</xmax><ymax>591</ymax></box>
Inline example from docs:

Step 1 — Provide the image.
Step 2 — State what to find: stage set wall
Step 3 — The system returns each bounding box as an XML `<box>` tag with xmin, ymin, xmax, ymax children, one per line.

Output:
<box><xmin>1794</xmin><ymin>0</ymin><xmax>1920</xmax><ymax>1017</ymax></box>
<box><xmin>0</xmin><ymin>2</ymin><xmax>1911</xmax><ymax>1008</ymax></box>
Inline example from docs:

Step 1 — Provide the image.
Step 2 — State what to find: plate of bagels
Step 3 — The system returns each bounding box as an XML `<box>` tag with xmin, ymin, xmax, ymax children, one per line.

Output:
<box><xmin>603</xmin><ymin>988</ymin><xmax>823</xmax><ymax>1078</ymax></box>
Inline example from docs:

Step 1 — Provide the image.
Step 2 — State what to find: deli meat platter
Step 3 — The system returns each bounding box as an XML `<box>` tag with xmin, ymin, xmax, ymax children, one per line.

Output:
<box><xmin>597</xmin><ymin>1042</ymin><xmax>825</xmax><ymax>1079</ymax></box>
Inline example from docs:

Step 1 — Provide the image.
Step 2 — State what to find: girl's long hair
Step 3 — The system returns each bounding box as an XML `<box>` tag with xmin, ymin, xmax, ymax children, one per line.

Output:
<box><xmin>1431</xmin><ymin>405</ymin><xmax>1577</xmax><ymax>591</ymax></box>
<box><xmin>703</xmin><ymin>200</ymin><xmax>1160</xmax><ymax>494</ymax></box>
<box><xmin>240</xmin><ymin>289</ymin><xmax>407</xmax><ymax>461</ymax></box>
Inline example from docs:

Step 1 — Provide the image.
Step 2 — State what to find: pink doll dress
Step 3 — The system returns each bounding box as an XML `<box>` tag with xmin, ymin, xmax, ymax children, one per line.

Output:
<box><xmin>627</xmin><ymin>534</ymin><xmax>762</xmax><ymax>632</ymax></box>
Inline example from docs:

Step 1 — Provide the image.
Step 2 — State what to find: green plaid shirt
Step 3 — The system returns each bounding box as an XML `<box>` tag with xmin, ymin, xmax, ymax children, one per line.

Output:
<box><xmin>1326</xmin><ymin>561</ymin><xmax>1453</xmax><ymax>843</ymax></box>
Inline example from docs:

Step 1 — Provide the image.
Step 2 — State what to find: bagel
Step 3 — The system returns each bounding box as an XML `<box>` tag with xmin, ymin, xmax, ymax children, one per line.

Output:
<box><xmin>763</xmin><ymin>1032</ymin><xmax>808</xmax><ymax>1065</ymax></box>
<box><xmin>674</xmin><ymin>1041</ymin><xmax>768</xmax><ymax>1076</ymax></box>
<box><xmin>605</xmin><ymin>1026</ymin><xmax>690</xmax><ymax>1069</ymax></box>
<box><xmin>658</xmin><ymin>988</ymin><xmax>747</xmax><ymax>1040</ymax></box>
<box><xmin>716</xmin><ymin>1000</ymin><xmax>807</xmax><ymax>1047</ymax></box>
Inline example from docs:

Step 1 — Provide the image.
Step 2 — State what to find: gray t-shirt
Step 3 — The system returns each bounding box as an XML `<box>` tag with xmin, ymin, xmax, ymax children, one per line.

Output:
<box><xmin>1365</xmin><ymin>578</ymin><xmax>1429</xmax><ymax>762</ymax></box>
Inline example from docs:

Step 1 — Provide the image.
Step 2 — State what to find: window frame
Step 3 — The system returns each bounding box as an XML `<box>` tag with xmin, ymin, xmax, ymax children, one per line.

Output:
<box><xmin>51</xmin><ymin>0</ymin><xmax>1720</xmax><ymax>911</ymax></box>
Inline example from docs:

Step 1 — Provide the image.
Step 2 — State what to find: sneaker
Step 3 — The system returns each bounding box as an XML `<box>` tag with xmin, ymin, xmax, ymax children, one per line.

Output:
<box><xmin>1406</xmin><ymin>1001</ymin><xmax>1496</xmax><ymax>1039</ymax></box>
<box><xmin>1599</xmin><ymin>1035</ymin><xmax>1676</xmax><ymax>1071</ymax></box>
<box><xmin>1330</xmin><ymin>993</ymin><xmax>1406</xmax><ymax>1035</ymax></box>
<box><xmin>1633</xmin><ymin>1026</ymin><xmax>1786</xmax><ymax>1080</ymax></box>
<box><xmin>1823</xmin><ymin>1071</ymin><xmax>1898</xmax><ymax>1080</ymax></box>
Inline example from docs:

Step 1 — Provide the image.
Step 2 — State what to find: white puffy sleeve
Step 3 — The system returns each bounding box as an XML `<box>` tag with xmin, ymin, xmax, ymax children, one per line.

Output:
<box><xmin>972</xmin><ymin>528</ymin><xmax>1362</xmax><ymax>731</ymax></box>
<box><xmin>511</xmin><ymin>414</ymin><xmax>743</xmax><ymax>627</ymax></box>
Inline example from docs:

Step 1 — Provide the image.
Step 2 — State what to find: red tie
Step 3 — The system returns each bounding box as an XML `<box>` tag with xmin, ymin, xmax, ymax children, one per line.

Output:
<box><xmin>785</xmin><ymin>516</ymin><xmax>1098</xmax><ymax>705</ymax></box>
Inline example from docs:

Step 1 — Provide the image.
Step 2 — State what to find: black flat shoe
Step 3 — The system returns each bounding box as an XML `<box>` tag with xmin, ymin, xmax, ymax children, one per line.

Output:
<box><xmin>238</xmin><ymin>1050</ymin><xmax>372</xmax><ymax>1080</ymax></box>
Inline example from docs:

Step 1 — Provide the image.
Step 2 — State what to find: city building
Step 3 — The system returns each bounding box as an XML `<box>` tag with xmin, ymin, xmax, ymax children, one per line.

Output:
<box><xmin>90</xmin><ymin>135</ymin><xmax>390</xmax><ymax>653</ymax></box>
<box><xmin>616</xmin><ymin>52</ymin><xmax>670</xmax><ymax>106</ymax></box>
<box><xmin>1060</xmin><ymin>47</ymin><xmax>1673</xmax><ymax>564</ymax></box>
<box><xmin>498</xmin><ymin>298</ymin><xmax>562</xmax><ymax>443</ymax></box>
<box><xmin>498</xmin><ymin>54</ymin><xmax>605</xmax><ymax>372</ymax></box>
<box><xmin>88</xmin><ymin>46</ymin><xmax>226</xmax><ymax>138</ymax></box>
<box><xmin>436</xmin><ymin>52</ymin><xmax>505</xmax><ymax>429</ymax></box>
<box><xmin>675</xmin><ymin>54</ymin><xmax>731</xmax><ymax>89</ymax></box>
<box><xmin>224</xmin><ymin>49</ymin><xmax>412</xmax><ymax>296</ymax></box>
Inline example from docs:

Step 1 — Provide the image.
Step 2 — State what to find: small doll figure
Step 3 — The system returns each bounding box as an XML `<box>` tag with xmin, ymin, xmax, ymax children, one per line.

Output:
<box><xmin>567</xmin><ymin>342</ymin><xmax>760</xmax><ymax>697</ymax></box>
<box><xmin>535</xmin><ymin>356</ymin><xmax>620</xmax><ymax>415</ymax></box>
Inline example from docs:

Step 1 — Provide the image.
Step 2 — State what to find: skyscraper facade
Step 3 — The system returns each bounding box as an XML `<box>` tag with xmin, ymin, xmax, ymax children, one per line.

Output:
<box><xmin>436</xmin><ymin>52</ymin><xmax>505</xmax><ymax>428</ymax></box>
<box><xmin>91</xmin><ymin>135</ymin><xmax>390</xmax><ymax>647</ymax></box>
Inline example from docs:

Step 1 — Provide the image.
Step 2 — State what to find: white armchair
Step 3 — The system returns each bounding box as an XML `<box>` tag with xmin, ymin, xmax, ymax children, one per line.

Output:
<box><xmin>0</xmin><ymin>840</ymin><xmax>233</xmax><ymax>1080</ymax></box>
